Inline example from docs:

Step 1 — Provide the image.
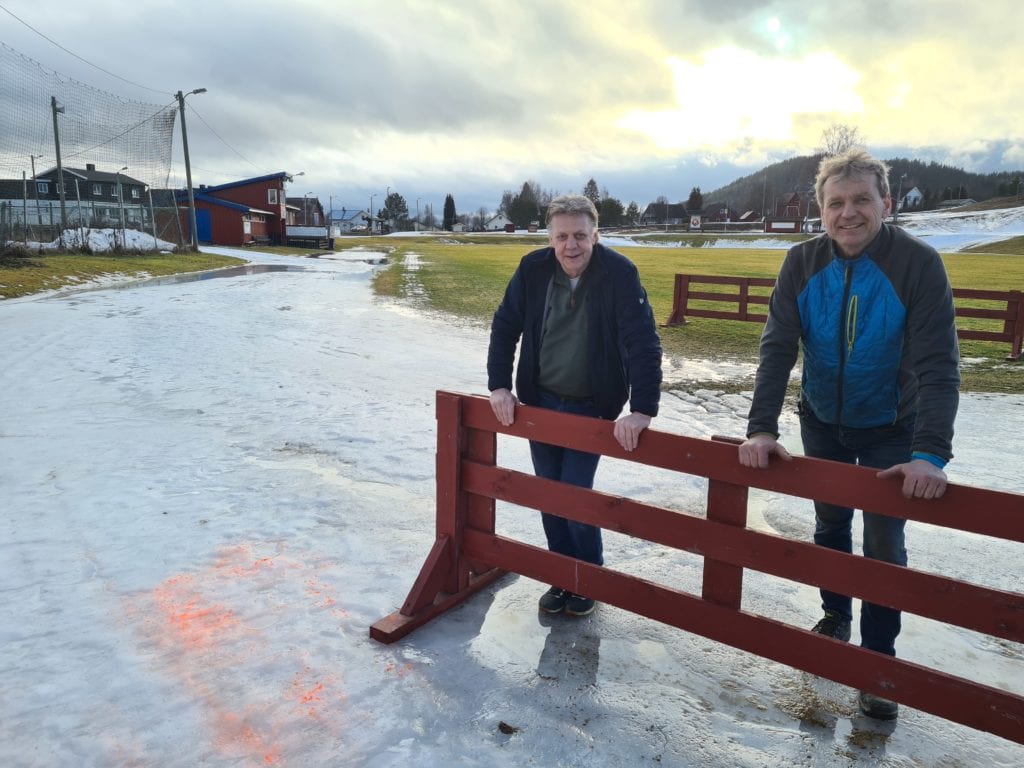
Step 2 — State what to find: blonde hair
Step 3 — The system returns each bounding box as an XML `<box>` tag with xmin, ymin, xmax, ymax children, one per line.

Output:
<box><xmin>815</xmin><ymin>148</ymin><xmax>890</xmax><ymax>205</ymax></box>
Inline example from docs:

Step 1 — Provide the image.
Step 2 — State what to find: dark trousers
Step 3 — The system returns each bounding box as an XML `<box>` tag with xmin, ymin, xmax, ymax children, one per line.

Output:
<box><xmin>799</xmin><ymin>403</ymin><xmax>913</xmax><ymax>656</ymax></box>
<box><xmin>529</xmin><ymin>389</ymin><xmax>604</xmax><ymax>567</ymax></box>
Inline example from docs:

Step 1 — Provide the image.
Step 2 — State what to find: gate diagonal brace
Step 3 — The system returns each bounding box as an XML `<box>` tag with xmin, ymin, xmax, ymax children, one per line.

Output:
<box><xmin>370</xmin><ymin>534</ymin><xmax>504</xmax><ymax>643</ymax></box>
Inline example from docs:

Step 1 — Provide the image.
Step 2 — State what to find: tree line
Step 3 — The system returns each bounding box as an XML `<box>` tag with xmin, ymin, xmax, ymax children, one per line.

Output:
<box><xmin>369</xmin><ymin>121</ymin><xmax>1021</xmax><ymax>232</ymax></box>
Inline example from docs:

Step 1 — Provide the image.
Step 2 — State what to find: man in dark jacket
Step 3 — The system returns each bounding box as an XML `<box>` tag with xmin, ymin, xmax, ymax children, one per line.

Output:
<box><xmin>487</xmin><ymin>194</ymin><xmax>662</xmax><ymax>617</ymax></box>
<box><xmin>738</xmin><ymin>149</ymin><xmax>960</xmax><ymax>721</ymax></box>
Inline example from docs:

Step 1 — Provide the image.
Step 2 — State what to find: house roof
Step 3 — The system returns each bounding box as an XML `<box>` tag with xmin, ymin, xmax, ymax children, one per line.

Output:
<box><xmin>330</xmin><ymin>209</ymin><xmax>368</xmax><ymax>223</ymax></box>
<box><xmin>34</xmin><ymin>166</ymin><xmax>144</xmax><ymax>185</ymax></box>
<box><xmin>194</xmin><ymin>172</ymin><xmax>290</xmax><ymax>195</ymax></box>
<box><xmin>641</xmin><ymin>203</ymin><xmax>687</xmax><ymax>218</ymax></box>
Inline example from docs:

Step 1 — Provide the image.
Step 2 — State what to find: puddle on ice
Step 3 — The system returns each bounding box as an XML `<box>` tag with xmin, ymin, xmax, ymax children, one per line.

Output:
<box><xmin>118</xmin><ymin>263</ymin><xmax>307</xmax><ymax>288</ymax></box>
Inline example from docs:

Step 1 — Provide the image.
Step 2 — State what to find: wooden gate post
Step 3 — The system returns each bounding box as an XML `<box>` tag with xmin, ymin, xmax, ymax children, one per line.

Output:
<box><xmin>370</xmin><ymin>392</ymin><xmax>505</xmax><ymax>643</ymax></box>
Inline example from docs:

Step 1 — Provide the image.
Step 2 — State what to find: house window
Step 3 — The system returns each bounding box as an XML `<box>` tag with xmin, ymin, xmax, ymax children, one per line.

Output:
<box><xmin>268</xmin><ymin>189</ymin><xmax>278</xmax><ymax>205</ymax></box>
<box><xmin>112</xmin><ymin>185</ymin><xmax>118</xmax><ymax>197</ymax></box>
<box><xmin>92</xmin><ymin>183</ymin><xmax>102</xmax><ymax>195</ymax></box>
<box><xmin>131</xmin><ymin>187</ymin><xmax>140</xmax><ymax>199</ymax></box>
<box><xmin>36</xmin><ymin>181</ymin><xmax>49</xmax><ymax>194</ymax></box>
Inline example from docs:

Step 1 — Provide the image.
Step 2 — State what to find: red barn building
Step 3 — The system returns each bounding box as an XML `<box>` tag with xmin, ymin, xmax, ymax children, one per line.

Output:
<box><xmin>176</xmin><ymin>172</ymin><xmax>297</xmax><ymax>246</ymax></box>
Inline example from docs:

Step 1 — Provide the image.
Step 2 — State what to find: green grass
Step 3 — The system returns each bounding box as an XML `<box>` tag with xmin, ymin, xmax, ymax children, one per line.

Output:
<box><xmin>0</xmin><ymin>250</ymin><xmax>245</xmax><ymax>299</ymax></box>
<box><xmin>351</xmin><ymin>234</ymin><xmax>1024</xmax><ymax>394</ymax></box>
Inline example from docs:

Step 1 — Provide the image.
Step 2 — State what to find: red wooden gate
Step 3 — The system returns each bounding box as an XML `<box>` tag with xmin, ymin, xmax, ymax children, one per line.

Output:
<box><xmin>371</xmin><ymin>391</ymin><xmax>1024</xmax><ymax>744</ymax></box>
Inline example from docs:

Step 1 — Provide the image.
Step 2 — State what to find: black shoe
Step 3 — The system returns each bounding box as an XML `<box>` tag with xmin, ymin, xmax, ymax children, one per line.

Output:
<box><xmin>564</xmin><ymin>594</ymin><xmax>596</xmax><ymax>617</ymax></box>
<box><xmin>811</xmin><ymin>610</ymin><xmax>851</xmax><ymax>641</ymax></box>
<box><xmin>858</xmin><ymin>690</ymin><xmax>899</xmax><ymax>720</ymax></box>
<box><xmin>539</xmin><ymin>586</ymin><xmax>570</xmax><ymax>614</ymax></box>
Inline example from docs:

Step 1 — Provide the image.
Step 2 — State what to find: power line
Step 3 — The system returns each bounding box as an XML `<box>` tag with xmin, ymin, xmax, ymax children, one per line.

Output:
<box><xmin>0</xmin><ymin>2</ymin><xmax>169</xmax><ymax>95</ymax></box>
<box><xmin>186</xmin><ymin>102</ymin><xmax>262</xmax><ymax>172</ymax></box>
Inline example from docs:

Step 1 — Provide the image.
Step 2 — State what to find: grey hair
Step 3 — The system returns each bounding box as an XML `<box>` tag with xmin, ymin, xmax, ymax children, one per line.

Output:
<box><xmin>545</xmin><ymin>194</ymin><xmax>599</xmax><ymax>228</ymax></box>
<box><xmin>815</xmin><ymin>148</ymin><xmax>891</xmax><ymax>206</ymax></box>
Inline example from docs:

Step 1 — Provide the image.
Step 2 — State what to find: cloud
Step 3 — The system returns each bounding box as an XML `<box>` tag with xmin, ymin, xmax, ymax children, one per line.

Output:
<box><xmin>2</xmin><ymin>0</ymin><xmax>1021</xmax><ymax>213</ymax></box>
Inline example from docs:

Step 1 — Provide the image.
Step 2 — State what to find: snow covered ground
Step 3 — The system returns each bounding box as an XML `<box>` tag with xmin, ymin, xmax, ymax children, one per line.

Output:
<box><xmin>16</xmin><ymin>227</ymin><xmax>178</xmax><ymax>253</ymax></box>
<box><xmin>1</xmin><ymin>237</ymin><xmax>1022</xmax><ymax>767</ymax></box>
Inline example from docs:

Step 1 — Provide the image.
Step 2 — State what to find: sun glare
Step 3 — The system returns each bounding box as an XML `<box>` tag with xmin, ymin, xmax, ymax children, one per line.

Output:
<box><xmin>619</xmin><ymin>46</ymin><xmax>863</xmax><ymax>151</ymax></box>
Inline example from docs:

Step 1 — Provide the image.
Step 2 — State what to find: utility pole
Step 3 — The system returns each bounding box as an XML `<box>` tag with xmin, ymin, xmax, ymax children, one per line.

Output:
<box><xmin>51</xmin><ymin>97</ymin><xmax>67</xmax><ymax>234</ymax></box>
<box><xmin>176</xmin><ymin>88</ymin><xmax>206</xmax><ymax>251</ymax></box>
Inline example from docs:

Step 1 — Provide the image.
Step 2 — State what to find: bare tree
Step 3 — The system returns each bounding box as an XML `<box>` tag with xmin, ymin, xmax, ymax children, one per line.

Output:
<box><xmin>819</xmin><ymin>123</ymin><xmax>865</xmax><ymax>156</ymax></box>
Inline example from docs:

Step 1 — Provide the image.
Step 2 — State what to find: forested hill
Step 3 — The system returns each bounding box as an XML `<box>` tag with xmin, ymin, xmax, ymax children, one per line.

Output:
<box><xmin>704</xmin><ymin>155</ymin><xmax>1023</xmax><ymax>213</ymax></box>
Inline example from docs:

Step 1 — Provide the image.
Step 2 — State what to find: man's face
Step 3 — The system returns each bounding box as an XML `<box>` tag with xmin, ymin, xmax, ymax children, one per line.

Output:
<box><xmin>549</xmin><ymin>213</ymin><xmax>598</xmax><ymax>278</ymax></box>
<box><xmin>821</xmin><ymin>173</ymin><xmax>890</xmax><ymax>258</ymax></box>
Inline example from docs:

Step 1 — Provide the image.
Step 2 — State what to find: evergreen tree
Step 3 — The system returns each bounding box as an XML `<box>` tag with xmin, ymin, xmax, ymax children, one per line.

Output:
<box><xmin>582</xmin><ymin>178</ymin><xmax>600</xmax><ymax>205</ymax></box>
<box><xmin>686</xmin><ymin>186</ymin><xmax>704</xmax><ymax>212</ymax></box>
<box><xmin>442</xmin><ymin>194</ymin><xmax>456</xmax><ymax>231</ymax></box>
<box><xmin>508</xmin><ymin>181</ymin><xmax>539</xmax><ymax>228</ymax></box>
<box><xmin>598</xmin><ymin>197</ymin><xmax>624</xmax><ymax>227</ymax></box>
<box><xmin>625</xmin><ymin>201</ymin><xmax>640</xmax><ymax>225</ymax></box>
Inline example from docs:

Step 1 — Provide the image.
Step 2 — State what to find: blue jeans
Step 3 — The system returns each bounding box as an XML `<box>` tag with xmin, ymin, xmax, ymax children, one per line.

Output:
<box><xmin>799</xmin><ymin>402</ymin><xmax>913</xmax><ymax>656</ymax></box>
<box><xmin>529</xmin><ymin>389</ymin><xmax>604</xmax><ymax>567</ymax></box>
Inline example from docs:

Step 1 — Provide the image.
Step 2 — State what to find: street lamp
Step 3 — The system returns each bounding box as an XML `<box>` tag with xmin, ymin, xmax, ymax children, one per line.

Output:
<box><xmin>115</xmin><ymin>166</ymin><xmax>128</xmax><ymax>246</ymax></box>
<box><xmin>303</xmin><ymin>192</ymin><xmax>311</xmax><ymax>226</ymax></box>
<box><xmin>894</xmin><ymin>173</ymin><xmax>907</xmax><ymax>224</ymax></box>
<box><xmin>175</xmin><ymin>87</ymin><xmax>207</xmax><ymax>250</ymax></box>
<box><xmin>370</xmin><ymin>193</ymin><xmax>377</xmax><ymax>233</ymax></box>
<box><xmin>416</xmin><ymin>197</ymin><xmax>421</xmax><ymax>231</ymax></box>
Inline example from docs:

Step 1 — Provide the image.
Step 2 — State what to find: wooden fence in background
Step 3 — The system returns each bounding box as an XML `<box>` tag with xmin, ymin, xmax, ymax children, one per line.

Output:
<box><xmin>664</xmin><ymin>273</ymin><xmax>1024</xmax><ymax>360</ymax></box>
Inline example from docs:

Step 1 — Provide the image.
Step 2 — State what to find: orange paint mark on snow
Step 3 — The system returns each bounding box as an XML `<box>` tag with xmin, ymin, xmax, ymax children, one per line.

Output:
<box><xmin>124</xmin><ymin>543</ymin><xmax>354</xmax><ymax>765</ymax></box>
<box><xmin>384</xmin><ymin>661</ymin><xmax>415</xmax><ymax>678</ymax></box>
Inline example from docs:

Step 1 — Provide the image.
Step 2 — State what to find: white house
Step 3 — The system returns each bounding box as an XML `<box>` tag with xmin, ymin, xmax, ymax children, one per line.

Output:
<box><xmin>898</xmin><ymin>186</ymin><xmax>924</xmax><ymax>211</ymax></box>
<box><xmin>331</xmin><ymin>208</ymin><xmax>370</xmax><ymax>233</ymax></box>
<box><xmin>484</xmin><ymin>213</ymin><xmax>512</xmax><ymax>231</ymax></box>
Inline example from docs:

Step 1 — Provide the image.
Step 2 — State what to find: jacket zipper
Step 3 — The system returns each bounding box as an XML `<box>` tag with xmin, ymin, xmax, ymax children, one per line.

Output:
<box><xmin>836</xmin><ymin>263</ymin><xmax>853</xmax><ymax>426</ymax></box>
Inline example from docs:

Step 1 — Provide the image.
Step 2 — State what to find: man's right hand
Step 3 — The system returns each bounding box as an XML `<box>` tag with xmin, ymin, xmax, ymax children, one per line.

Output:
<box><xmin>489</xmin><ymin>388</ymin><xmax>517</xmax><ymax>426</ymax></box>
<box><xmin>738</xmin><ymin>433</ymin><xmax>793</xmax><ymax>469</ymax></box>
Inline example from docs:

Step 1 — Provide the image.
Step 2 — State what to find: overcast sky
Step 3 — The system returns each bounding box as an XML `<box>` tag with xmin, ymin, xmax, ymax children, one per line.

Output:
<box><xmin>2</xmin><ymin>0</ymin><xmax>1022</xmax><ymax>214</ymax></box>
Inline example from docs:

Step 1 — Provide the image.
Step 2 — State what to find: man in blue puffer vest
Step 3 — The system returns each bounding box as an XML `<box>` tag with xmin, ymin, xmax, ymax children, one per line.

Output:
<box><xmin>738</xmin><ymin>149</ymin><xmax>960</xmax><ymax>721</ymax></box>
<box><xmin>487</xmin><ymin>194</ymin><xmax>662</xmax><ymax>618</ymax></box>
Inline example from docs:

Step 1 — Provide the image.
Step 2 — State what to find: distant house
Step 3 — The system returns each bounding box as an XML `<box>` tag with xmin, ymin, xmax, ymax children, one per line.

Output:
<box><xmin>898</xmin><ymin>186</ymin><xmax>924</xmax><ymax>211</ymax></box>
<box><xmin>286</xmin><ymin>196</ymin><xmax>325</xmax><ymax>226</ymax></box>
<box><xmin>936</xmin><ymin>198</ymin><xmax>977</xmax><ymax>209</ymax></box>
<box><xmin>175</xmin><ymin>172</ymin><xmax>296</xmax><ymax>245</ymax></box>
<box><xmin>0</xmin><ymin>162</ymin><xmax>148</xmax><ymax>231</ymax></box>
<box><xmin>640</xmin><ymin>202</ymin><xmax>687</xmax><ymax>226</ymax></box>
<box><xmin>484</xmin><ymin>213</ymin><xmax>512</xmax><ymax>231</ymax></box>
<box><xmin>701</xmin><ymin>201</ymin><xmax>740</xmax><ymax>223</ymax></box>
<box><xmin>774</xmin><ymin>191</ymin><xmax>816</xmax><ymax>219</ymax></box>
<box><xmin>331</xmin><ymin>208</ymin><xmax>370</xmax><ymax>233</ymax></box>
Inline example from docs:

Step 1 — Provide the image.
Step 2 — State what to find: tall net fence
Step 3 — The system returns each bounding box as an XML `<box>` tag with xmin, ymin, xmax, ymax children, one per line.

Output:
<box><xmin>0</xmin><ymin>42</ymin><xmax>184</xmax><ymax>248</ymax></box>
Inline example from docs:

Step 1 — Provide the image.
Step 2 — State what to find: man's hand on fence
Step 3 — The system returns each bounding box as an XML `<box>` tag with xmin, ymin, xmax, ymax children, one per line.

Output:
<box><xmin>489</xmin><ymin>388</ymin><xmax>518</xmax><ymax>426</ymax></box>
<box><xmin>738</xmin><ymin>433</ymin><xmax>793</xmax><ymax>469</ymax></box>
<box><xmin>877</xmin><ymin>459</ymin><xmax>948</xmax><ymax>499</ymax></box>
<box><xmin>613</xmin><ymin>412</ymin><xmax>652</xmax><ymax>452</ymax></box>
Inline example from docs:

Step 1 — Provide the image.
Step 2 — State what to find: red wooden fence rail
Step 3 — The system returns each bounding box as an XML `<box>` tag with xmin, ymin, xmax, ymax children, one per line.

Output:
<box><xmin>664</xmin><ymin>273</ymin><xmax>1024</xmax><ymax>361</ymax></box>
<box><xmin>371</xmin><ymin>391</ymin><xmax>1024</xmax><ymax>744</ymax></box>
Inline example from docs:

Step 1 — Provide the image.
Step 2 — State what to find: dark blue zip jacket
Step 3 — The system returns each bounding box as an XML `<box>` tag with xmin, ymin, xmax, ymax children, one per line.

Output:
<box><xmin>487</xmin><ymin>243</ymin><xmax>662</xmax><ymax>420</ymax></box>
<box><xmin>747</xmin><ymin>224</ymin><xmax>960</xmax><ymax>460</ymax></box>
